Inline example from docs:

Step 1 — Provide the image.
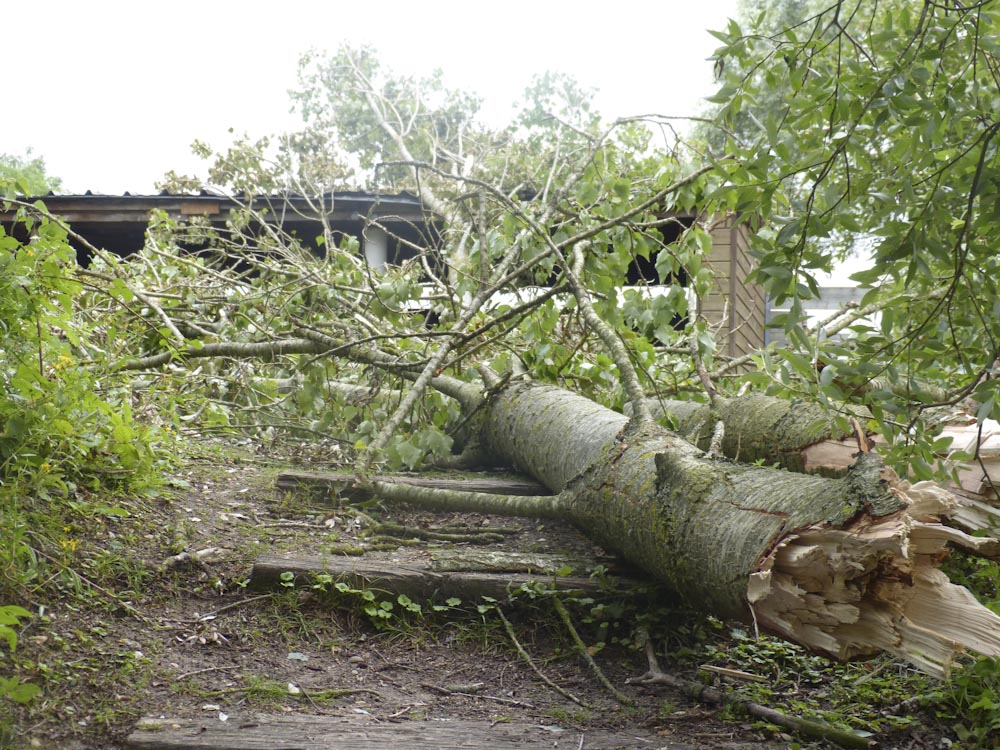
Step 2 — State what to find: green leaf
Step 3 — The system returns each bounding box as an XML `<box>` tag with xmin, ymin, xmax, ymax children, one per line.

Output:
<box><xmin>394</xmin><ymin>439</ymin><xmax>424</xmax><ymax>470</ymax></box>
<box><xmin>0</xmin><ymin>606</ymin><xmax>31</xmax><ymax>626</ymax></box>
<box><xmin>0</xmin><ymin>625</ymin><xmax>16</xmax><ymax>652</ymax></box>
<box><xmin>774</xmin><ymin>220</ymin><xmax>801</xmax><ymax>248</ymax></box>
<box><xmin>0</xmin><ymin>677</ymin><xmax>40</xmax><ymax>704</ymax></box>
<box><xmin>977</xmin><ymin>397</ymin><xmax>995</xmax><ymax>426</ymax></box>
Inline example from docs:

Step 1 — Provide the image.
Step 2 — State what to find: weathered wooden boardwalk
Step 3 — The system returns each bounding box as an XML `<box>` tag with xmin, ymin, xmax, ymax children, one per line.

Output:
<box><xmin>275</xmin><ymin>470</ymin><xmax>551</xmax><ymax>501</ymax></box>
<box><xmin>120</xmin><ymin>468</ymin><xmax>794</xmax><ymax>750</ymax></box>
<box><xmin>252</xmin><ymin>553</ymin><xmax>631</xmax><ymax>600</ymax></box>
<box><xmin>126</xmin><ymin>715</ymin><xmax>678</xmax><ymax>749</ymax></box>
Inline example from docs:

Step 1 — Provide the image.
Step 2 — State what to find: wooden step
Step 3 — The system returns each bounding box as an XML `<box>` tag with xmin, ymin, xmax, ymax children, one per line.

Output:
<box><xmin>252</xmin><ymin>554</ymin><xmax>635</xmax><ymax>601</ymax></box>
<box><xmin>276</xmin><ymin>470</ymin><xmax>551</xmax><ymax>501</ymax></box>
<box><xmin>126</xmin><ymin>715</ymin><xmax>670</xmax><ymax>749</ymax></box>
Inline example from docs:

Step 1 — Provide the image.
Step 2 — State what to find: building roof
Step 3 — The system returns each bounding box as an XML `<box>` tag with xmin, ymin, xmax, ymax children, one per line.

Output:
<box><xmin>0</xmin><ymin>190</ymin><xmax>435</xmax><ymax>263</ymax></box>
<box><xmin>1</xmin><ymin>190</ymin><xmax>430</xmax><ymax>225</ymax></box>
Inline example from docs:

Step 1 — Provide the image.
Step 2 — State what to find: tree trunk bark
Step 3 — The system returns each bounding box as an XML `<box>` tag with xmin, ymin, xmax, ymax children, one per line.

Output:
<box><xmin>643</xmin><ymin>395</ymin><xmax>1000</xmax><ymax>535</ymax></box>
<box><xmin>641</xmin><ymin>395</ymin><xmax>860</xmax><ymax>475</ymax></box>
<box><xmin>482</xmin><ymin>384</ymin><xmax>896</xmax><ymax>616</ymax></box>
<box><xmin>466</xmin><ymin>381</ymin><xmax>1000</xmax><ymax>677</ymax></box>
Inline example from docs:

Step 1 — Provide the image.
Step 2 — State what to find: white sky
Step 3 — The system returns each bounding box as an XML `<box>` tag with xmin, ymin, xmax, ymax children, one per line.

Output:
<box><xmin>4</xmin><ymin>0</ymin><xmax>740</xmax><ymax>194</ymax></box>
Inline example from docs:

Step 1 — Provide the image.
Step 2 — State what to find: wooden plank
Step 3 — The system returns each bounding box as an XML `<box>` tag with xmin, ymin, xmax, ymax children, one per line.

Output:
<box><xmin>731</xmin><ymin>332</ymin><xmax>757</xmax><ymax>355</ymax></box>
<box><xmin>701</xmin><ymin>299</ymin><xmax>729</xmax><ymax>311</ymax></box>
<box><xmin>708</xmin><ymin>251</ymin><xmax>732</xmax><ymax>268</ymax></box>
<box><xmin>126</xmin><ymin>715</ymin><xmax>670</xmax><ymax>749</ymax></box>
<box><xmin>251</xmin><ymin>554</ymin><xmax>634</xmax><ymax>600</ymax></box>
<box><xmin>745</xmin><ymin>299</ymin><xmax>766</xmax><ymax>323</ymax></box>
<box><xmin>702</xmin><ymin>292</ymin><xmax>730</xmax><ymax>308</ymax></box>
<box><xmin>734</xmin><ymin>252</ymin><xmax>755</xmax><ymax>279</ymax></box>
<box><xmin>277</xmin><ymin>470</ymin><xmax>551</xmax><ymax>501</ymax></box>
<box><xmin>733</xmin><ymin>296</ymin><xmax>754</xmax><ymax>320</ymax></box>
<box><xmin>180</xmin><ymin>200</ymin><xmax>220</xmax><ymax>216</ymax></box>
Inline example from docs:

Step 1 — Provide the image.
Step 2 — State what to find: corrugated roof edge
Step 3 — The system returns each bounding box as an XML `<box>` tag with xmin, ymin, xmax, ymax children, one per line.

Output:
<box><xmin>3</xmin><ymin>190</ymin><xmax>435</xmax><ymax>223</ymax></box>
<box><xmin>22</xmin><ymin>190</ymin><xmax>424</xmax><ymax>202</ymax></box>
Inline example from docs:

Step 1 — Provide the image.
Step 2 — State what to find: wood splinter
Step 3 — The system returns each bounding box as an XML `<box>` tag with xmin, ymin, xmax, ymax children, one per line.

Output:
<box><xmin>850</xmin><ymin>417</ymin><xmax>873</xmax><ymax>454</ymax></box>
<box><xmin>749</xmin><ymin>481</ymin><xmax>1000</xmax><ymax>678</ymax></box>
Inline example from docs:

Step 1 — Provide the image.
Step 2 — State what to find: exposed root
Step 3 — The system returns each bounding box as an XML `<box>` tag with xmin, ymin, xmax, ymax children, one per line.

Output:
<box><xmin>749</xmin><ymin>481</ymin><xmax>1000</xmax><ymax>678</ymax></box>
<box><xmin>551</xmin><ymin>596</ymin><xmax>633</xmax><ymax>706</ymax></box>
<box><xmin>364</xmin><ymin>520</ymin><xmax>506</xmax><ymax>545</ymax></box>
<box><xmin>630</xmin><ymin>634</ymin><xmax>873</xmax><ymax>750</ymax></box>
<box><xmin>495</xmin><ymin>607</ymin><xmax>588</xmax><ymax>708</ymax></box>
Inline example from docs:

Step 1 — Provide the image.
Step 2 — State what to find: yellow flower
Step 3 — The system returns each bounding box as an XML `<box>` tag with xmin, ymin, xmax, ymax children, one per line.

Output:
<box><xmin>60</xmin><ymin>539</ymin><xmax>79</xmax><ymax>552</ymax></box>
<box><xmin>40</xmin><ymin>462</ymin><xmax>51</xmax><ymax>472</ymax></box>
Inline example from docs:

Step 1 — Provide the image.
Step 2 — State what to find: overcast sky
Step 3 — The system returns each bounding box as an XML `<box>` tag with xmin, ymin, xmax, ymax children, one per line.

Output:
<box><xmin>5</xmin><ymin>1</ymin><xmax>741</xmax><ymax>194</ymax></box>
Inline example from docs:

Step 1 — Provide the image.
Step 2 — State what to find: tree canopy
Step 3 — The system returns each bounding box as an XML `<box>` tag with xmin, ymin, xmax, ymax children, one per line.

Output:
<box><xmin>141</xmin><ymin>9</ymin><xmax>1000</xmax><ymax>483</ymax></box>
<box><xmin>708</xmin><ymin>0</ymin><xmax>1000</xmax><ymax>468</ymax></box>
<box><xmin>0</xmin><ymin>150</ymin><xmax>62</xmax><ymax>195</ymax></box>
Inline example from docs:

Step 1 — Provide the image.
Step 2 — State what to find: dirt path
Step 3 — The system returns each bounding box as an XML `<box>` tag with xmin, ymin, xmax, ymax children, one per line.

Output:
<box><xmin>4</xmin><ymin>442</ymin><xmax>948</xmax><ymax>749</ymax></box>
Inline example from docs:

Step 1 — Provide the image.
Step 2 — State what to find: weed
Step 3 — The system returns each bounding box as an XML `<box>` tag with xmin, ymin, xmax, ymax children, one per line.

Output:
<box><xmin>943</xmin><ymin>553</ymin><xmax>1000</xmax><ymax>615</ymax></box>
<box><xmin>923</xmin><ymin>656</ymin><xmax>1000</xmax><ymax>749</ymax></box>
<box><xmin>0</xmin><ymin>604</ymin><xmax>40</xmax><ymax>714</ymax></box>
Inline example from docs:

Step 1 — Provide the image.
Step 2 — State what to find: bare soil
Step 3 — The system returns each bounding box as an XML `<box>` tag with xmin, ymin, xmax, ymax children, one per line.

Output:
<box><xmin>3</xmin><ymin>440</ymin><xmax>952</xmax><ymax>749</ymax></box>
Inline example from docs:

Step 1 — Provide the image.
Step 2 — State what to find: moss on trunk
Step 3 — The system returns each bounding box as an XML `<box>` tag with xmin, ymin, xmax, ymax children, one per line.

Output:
<box><xmin>356</xmin><ymin>379</ymin><xmax>1000</xmax><ymax>675</ymax></box>
<box><xmin>480</xmin><ymin>384</ymin><xmax>903</xmax><ymax>620</ymax></box>
<box><xmin>648</xmin><ymin>395</ymin><xmax>858</xmax><ymax>473</ymax></box>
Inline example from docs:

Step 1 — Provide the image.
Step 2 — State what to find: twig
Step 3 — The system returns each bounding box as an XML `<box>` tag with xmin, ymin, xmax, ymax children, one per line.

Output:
<box><xmin>369</xmin><ymin>520</ymin><xmax>505</xmax><ymax>544</ymax></box>
<box><xmin>708</xmin><ymin>419</ymin><xmax>726</xmax><ymax>457</ymax></box>
<box><xmin>420</xmin><ymin>682</ymin><xmax>537</xmax><ymax>709</ymax></box>
<box><xmin>496</xmin><ymin>607</ymin><xmax>588</xmax><ymax>707</ymax></box>
<box><xmin>689</xmin><ymin>311</ymin><xmax>725</xmax><ymax>457</ymax></box>
<box><xmin>698</xmin><ymin>664</ymin><xmax>768</xmax><ymax>684</ymax></box>
<box><xmin>388</xmin><ymin>703</ymin><xmax>427</xmax><ymax>719</ymax></box>
<box><xmin>180</xmin><ymin>594</ymin><xmax>276</xmax><ymax>623</ymax></box>
<box><xmin>176</xmin><ymin>665</ymin><xmax>242</xmax><ymax>680</ymax></box>
<box><xmin>551</xmin><ymin>596</ymin><xmax>633</xmax><ymax>706</ymax></box>
<box><xmin>850</xmin><ymin>417</ymin><xmax>873</xmax><ymax>453</ymax></box>
<box><xmin>297</xmin><ymin>684</ymin><xmax>321</xmax><ymax>709</ymax></box>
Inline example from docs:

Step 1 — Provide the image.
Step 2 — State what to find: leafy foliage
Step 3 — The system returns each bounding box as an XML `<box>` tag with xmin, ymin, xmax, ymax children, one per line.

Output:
<box><xmin>0</xmin><ymin>199</ymin><xmax>166</xmax><ymax>604</ymax></box>
<box><xmin>108</xmin><ymin>45</ymin><xmax>723</xmax><ymax>471</ymax></box>
<box><xmin>703</xmin><ymin>0</ymin><xmax>1000</xmax><ymax>478</ymax></box>
<box><xmin>0</xmin><ymin>605</ymin><xmax>39</xmax><ymax>706</ymax></box>
<box><xmin>0</xmin><ymin>150</ymin><xmax>62</xmax><ymax>196</ymax></box>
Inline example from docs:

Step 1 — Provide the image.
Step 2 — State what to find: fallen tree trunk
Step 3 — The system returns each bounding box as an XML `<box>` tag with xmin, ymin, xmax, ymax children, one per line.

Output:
<box><xmin>642</xmin><ymin>394</ymin><xmax>861</xmax><ymax>475</ymax></box>
<box><xmin>367</xmin><ymin>380</ymin><xmax>1000</xmax><ymax>678</ymax></box>
<box><xmin>641</xmin><ymin>395</ymin><xmax>1000</xmax><ymax>536</ymax></box>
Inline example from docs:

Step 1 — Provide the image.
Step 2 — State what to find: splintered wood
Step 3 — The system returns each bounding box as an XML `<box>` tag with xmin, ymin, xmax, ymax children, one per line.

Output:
<box><xmin>801</xmin><ymin>416</ymin><xmax>1000</xmax><ymax>544</ymax></box>
<box><xmin>748</xmin><ymin>481</ymin><xmax>1000</xmax><ymax>679</ymax></box>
